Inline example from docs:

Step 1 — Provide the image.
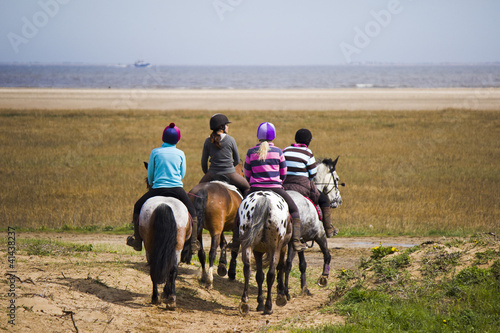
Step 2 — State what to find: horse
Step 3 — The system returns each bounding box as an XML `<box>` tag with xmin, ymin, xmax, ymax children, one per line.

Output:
<box><xmin>184</xmin><ymin>162</ymin><xmax>244</xmax><ymax>289</ymax></box>
<box><xmin>284</xmin><ymin>156</ymin><xmax>344</xmax><ymax>299</ymax></box>
<box><xmin>139</xmin><ymin>196</ymin><xmax>192</xmax><ymax>310</ymax></box>
<box><xmin>237</xmin><ymin>191</ymin><xmax>292</xmax><ymax>315</ymax></box>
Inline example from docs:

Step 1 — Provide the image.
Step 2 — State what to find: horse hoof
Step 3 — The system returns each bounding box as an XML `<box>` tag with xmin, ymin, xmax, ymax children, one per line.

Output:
<box><xmin>264</xmin><ymin>307</ymin><xmax>273</xmax><ymax>315</ymax></box>
<box><xmin>318</xmin><ymin>275</ymin><xmax>328</xmax><ymax>287</ymax></box>
<box><xmin>276</xmin><ymin>294</ymin><xmax>287</xmax><ymax>307</ymax></box>
<box><xmin>300</xmin><ymin>287</ymin><xmax>312</xmax><ymax>297</ymax></box>
<box><xmin>256</xmin><ymin>303</ymin><xmax>264</xmax><ymax>312</ymax></box>
<box><xmin>239</xmin><ymin>302</ymin><xmax>249</xmax><ymax>316</ymax></box>
<box><xmin>152</xmin><ymin>297</ymin><xmax>160</xmax><ymax>305</ymax></box>
<box><xmin>228</xmin><ymin>271</ymin><xmax>236</xmax><ymax>280</ymax></box>
<box><xmin>217</xmin><ymin>264</ymin><xmax>227</xmax><ymax>277</ymax></box>
<box><xmin>165</xmin><ymin>296</ymin><xmax>176</xmax><ymax>311</ymax></box>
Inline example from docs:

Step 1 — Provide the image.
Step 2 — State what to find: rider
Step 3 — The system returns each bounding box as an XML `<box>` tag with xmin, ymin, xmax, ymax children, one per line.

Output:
<box><xmin>283</xmin><ymin>128</ymin><xmax>338</xmax><ymax>237</ymax></box>
<box><xmin>126</xmin><ymin>123</ymin><xmax>201</xmax><ymax>254</ymax></box>
<box><xmin>228</xmin><ymin>122</ymin><xmax>307</xmax><ymax>252</ymax></box>
<box><xmin>198</xmin><ymin>113</ymin><xmax>250</xmax><ymax>194</ymax></box>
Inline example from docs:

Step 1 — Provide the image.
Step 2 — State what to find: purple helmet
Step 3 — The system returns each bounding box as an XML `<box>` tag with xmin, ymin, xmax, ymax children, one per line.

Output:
<box><xmin>162</xmin><ymin>123</ymin><xmax>181</xmax><ymax>144</ymax></box>
<box><xmin>257</xmin><ymin>122</ymin><xmax>276</xmax><ymax>141</ymax></box>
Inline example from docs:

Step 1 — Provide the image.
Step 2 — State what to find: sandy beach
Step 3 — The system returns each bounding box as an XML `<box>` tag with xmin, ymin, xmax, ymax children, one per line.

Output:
<box><xmin>1</xmin><ymin>87</ymin><xmax>500</xmax><ymax>111</ymax></box>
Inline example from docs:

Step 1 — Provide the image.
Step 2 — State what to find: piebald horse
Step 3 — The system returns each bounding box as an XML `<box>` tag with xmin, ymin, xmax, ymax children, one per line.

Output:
<box><xmin>237</xmin><ymin>191</ymin><xmax>292</xmax><ymax>315</ymax></box>
<box><xmin>284</xmin><ymin>157</ymin><xmax>344</xmax><ymax>299</ymax></box>
<box><xmin>139</xmin><ymin>196</ymin><xmax>192</xmax><ymax>310</ymax></box>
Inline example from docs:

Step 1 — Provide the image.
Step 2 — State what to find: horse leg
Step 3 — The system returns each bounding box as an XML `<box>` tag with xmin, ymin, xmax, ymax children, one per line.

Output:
<box><xmin>239</xmin><ymin>249</ymin><xmax>251</xmax><ymax>316</ymax></box>
<box><xmin>206</xmin><ymin>234</ymin><xmax>220</xmax><ymax>289</ymax></box>
<box><xmin>199</xmin><ymin>235</ymin><xmax>208</xmax><ymax>284</ymax></box>
<box><xmin>276</xmin><ymin>247</ymin><xmax>288</xmax><ymax>307</ymax></box>
<box><xmin>228</xmin><ymin>247</ymin><xmax>238</xmax><ymax>281</ymax></box>
<box><xmin>316</xmin><ymin>235</ymin><xmax>332</xmax><ymax>287</ymax></box>
<box><xmin>217</xmin><ymin>233</ymin><xmax>228</xmax><ymax>277</ymax></box>
<box><xmin>151</xmin><ymin>279</ymin><xmax>159</xmax><ymax>304</ymax></box>
<box><xmin>264</xmin><ymin>253</ymin><xmax>277</xmax><ymax>315</ymax></box>
<box><xmin>254</xmin><ymin>252</ymin><xmax>265</xmax><ymax>312</ymax></box>
<box><xmin>297</xmin><ymin>251</ymin><xmax>312</xmax><ymax>296</ymax></box>
<box><xmin>164</xmin><ymin>266</ymin><xmax>177</xmax><ymax>311</ymax></box>
<box><xmin>284</xmin><ymin>244</ymin><xmax>296</xmax><ymax>301</ymax></box>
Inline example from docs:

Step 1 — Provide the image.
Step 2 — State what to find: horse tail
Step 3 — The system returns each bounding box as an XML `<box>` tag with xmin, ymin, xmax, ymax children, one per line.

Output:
<box><xmin>150</xmin><ymin>203</ymin><xmax>177</xmax><ymax>285</ymax></box>
<box><xmin>241</xmin><ymin>196</ymin><xmax>270</xmax><ymax>250</ymax></box>
<box><xmin>192</xmin><ymin>188</ymin><xmax>208</xmax><ymax>230</ymax></box>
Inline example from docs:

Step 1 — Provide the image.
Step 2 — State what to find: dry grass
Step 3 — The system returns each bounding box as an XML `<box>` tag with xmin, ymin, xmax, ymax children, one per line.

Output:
<box><xmin>0</xmin><ymin>109</ymin><xmax>498</xmax><ymax>236</ymax></box>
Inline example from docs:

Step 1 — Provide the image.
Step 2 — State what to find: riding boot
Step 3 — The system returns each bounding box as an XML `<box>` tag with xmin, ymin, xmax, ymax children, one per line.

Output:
<box><xmin>321</xmin><ymin>207</ymin><xmax>339</xmax><ymax>237</ymax></box>
<box><xmin>190</xmin><ymin>217</ymin><xmax>201</xmax><ymax>254</ymax></box>
<box><xmin>291</xmin><ymin>218</ymin><xmax>307</xmax><ymax>252</ymax></box>
<box><xmin>126</xmin><ymin>213</ymin><xmax>142</xmax><ymax>251</ymax></box>
<box><xmin>227</xmin><ymin>215</ymin><xmax>240</xmax><ymax>252</ymax></box>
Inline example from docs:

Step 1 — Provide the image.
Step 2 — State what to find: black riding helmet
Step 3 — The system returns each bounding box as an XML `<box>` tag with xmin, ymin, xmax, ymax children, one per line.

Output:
<box><xmin>210</xmin><ymin>113</ymin><xmax>231</xmax><ymax>131</ymax></box>
<box><xmin>295</xmin><ymin>128</ymin><xmax>313</xmax><ymax>146</ymax></box>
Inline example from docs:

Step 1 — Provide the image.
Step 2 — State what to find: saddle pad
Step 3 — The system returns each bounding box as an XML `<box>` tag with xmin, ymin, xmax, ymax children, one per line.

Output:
<box><xmin>304</xmin><ymin>196</ymin><xmax>322</xmax><ymax>221</ymax></box>
<box><xmin>209</xmin><ymin>181</ymin><xmax>243</xmax><ymax>199</ymax></box>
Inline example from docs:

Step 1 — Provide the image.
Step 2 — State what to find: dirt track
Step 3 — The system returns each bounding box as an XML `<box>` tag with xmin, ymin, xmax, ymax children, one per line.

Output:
<box><xmin>3</xmin><ymin>233</ymin><xmax>437</xmax><ymax>332</ymax></box>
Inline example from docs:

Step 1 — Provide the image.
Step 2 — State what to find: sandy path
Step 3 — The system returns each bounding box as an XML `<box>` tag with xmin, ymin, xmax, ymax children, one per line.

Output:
<box><xmin>3</xmin><ymin>233</ymin><xmax>440</xmax><ymax>332</ymax></box>
<box><xmin>1</xmin><ymin>88</ymin><xmax>499</xmax><ymax>111</ymax></box>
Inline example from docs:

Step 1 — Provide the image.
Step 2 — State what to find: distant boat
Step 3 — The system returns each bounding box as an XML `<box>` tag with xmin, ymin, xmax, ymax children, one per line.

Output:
<box><xmin>134</xmin><ymin>60</ymin><xmax>150</xmax><ymax>68</ymax></box>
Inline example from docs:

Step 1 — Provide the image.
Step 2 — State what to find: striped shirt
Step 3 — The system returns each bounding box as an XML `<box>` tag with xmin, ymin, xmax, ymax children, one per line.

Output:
<box><xmin>244</xmin><ymin>143</ymin><xmax>287</xmax><ymax>188</ymax></box>
<box><xmin>283</xmin><ymin>143</ymin><xmax>317</xmax><ymax>179</ymax></box>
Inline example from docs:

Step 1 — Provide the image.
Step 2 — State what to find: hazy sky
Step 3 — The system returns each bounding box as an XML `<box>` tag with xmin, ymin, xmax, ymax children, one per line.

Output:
<box><xmin>1</xmin><ymin>0</ymin><xmax>499</xmax><ymax>65</ymax></box>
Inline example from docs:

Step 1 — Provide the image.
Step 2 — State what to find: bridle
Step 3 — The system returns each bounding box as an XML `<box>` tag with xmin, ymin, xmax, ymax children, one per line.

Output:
<box><xmin>315</xmin><ymin>169</ymin><xmax>345</xmax><ymax>195</ymax></box>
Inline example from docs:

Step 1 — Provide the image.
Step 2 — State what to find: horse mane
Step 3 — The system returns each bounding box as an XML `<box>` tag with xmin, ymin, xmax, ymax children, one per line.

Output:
<box><xmin>318</xmin><ymin>156</ymin><xmax>339</xmax><ymax>171</ymax></box>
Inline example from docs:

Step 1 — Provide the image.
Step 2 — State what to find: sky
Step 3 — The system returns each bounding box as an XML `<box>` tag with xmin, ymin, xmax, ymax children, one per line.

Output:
<box><xmin>1</xmin><ymin>0</ymin><xmax>500</xmax><ymax>66</ymax></box>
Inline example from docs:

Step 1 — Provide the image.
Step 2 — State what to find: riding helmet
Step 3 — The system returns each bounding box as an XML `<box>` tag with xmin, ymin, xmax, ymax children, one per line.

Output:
<box><xmin>210</xmin><ymin>113</ymin><xmax>231</xmax><ymax>130</ymax></box>
<box><xmin>257</xmin><ymin>122</ymin><xmax>276</xmax><ymax>141</ymax></box>
<box><xmin>162</xmin><ymin>123</ymin><xmax>181</xmax><ymax>144</ymax></box>
<box><xmin>295</xmin><ymin>128</ymin><xmax>313</xmax><ymax>146</ymax></box>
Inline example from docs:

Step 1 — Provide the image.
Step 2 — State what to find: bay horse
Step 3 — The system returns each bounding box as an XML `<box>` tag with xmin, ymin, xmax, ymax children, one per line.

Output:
<box><xmin>139</xmin><ymin>196</ymin><xmax>192</xmax><ymax>310</ymax></box>
<box><xmin>284</xmin><ymin>157</ymin><xmax>344</xmax><ymax>299</ymax></box>
<box><xmin>184</xmin><ymin>162</ymin><xmax>244</xmax><ymax>289</ymax></box>
<box><xmin>237</xmin><ymin>191</ymin><xmax>292</xmax><ymax>315</ymax></box>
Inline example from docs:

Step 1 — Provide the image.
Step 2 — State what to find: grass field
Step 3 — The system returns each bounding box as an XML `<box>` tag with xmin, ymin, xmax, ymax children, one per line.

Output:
<box><xmin>0</xmin><ymin>109</ymin><xmax>498</xmax><ymax>236</ymax></box>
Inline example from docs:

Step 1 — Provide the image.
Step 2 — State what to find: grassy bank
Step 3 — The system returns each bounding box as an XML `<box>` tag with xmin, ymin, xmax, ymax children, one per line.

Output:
<box><xmin>0</xmin><ymin>109</ymin><xmax>498</xmax><ymax>236</ymax></box>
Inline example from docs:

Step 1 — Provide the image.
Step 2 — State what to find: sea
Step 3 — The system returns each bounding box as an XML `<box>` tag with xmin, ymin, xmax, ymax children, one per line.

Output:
<box><xmin>0</xmin><ymin>64</ymin><xmax>499</xmax><ymax>89</ymax></box>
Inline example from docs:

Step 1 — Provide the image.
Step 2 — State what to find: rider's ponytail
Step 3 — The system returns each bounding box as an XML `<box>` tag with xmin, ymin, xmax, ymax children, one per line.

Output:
<box><xmin>257</xmin><ymin>141</ymin><xmax>270</xmax><ymax>160</ymax></box>
<box><xmin>210</xmin><ymin>130</ymin><xmax>222</xmax><ymax>149</ymax></box>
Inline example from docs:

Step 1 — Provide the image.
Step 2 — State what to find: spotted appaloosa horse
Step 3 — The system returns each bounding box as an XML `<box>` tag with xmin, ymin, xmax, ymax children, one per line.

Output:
<box><xmin>237</xmin><ymin>191</ymin><xmax>292</xmax><ymax>315</ymax></box>
<box><xmin>284</xmin><ymin>157</ymin><xmax>344</xmax><ymax>299</ymax></box>
<box><xmin>139</xmin><ymin>196</ymin><xmax>192</xmax><ymax>310</ymax></box>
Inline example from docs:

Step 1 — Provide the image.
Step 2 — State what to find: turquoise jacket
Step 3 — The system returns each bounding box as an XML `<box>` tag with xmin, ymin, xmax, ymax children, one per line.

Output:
<box><xmin>147</xmin><ymin>143</ymin><xmax>186</xmax><ymax>189</ymax></box>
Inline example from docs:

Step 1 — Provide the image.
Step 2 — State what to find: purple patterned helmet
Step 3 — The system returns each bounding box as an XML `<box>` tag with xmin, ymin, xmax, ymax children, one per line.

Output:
<box><xmin>162</xmin><ymin>123</ymin><xmax>181</xmax><ymax>144</ymax></box>
<box><xmin>256</xmin><ymin>122</ymin><xmax>276</xmax><ymax>141</ymax></box>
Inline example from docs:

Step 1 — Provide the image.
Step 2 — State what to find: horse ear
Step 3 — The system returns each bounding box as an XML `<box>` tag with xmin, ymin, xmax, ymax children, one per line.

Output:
<box><xmin>332</xmin><ymin>156</ymin><xmax>339</xmax><ymax>170</ymax></box>
<box><xmin>144</xmin><ymin>162</ymin><xmax>148</xmax><ymax>170</ymax></box>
